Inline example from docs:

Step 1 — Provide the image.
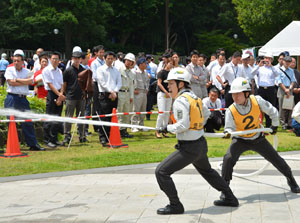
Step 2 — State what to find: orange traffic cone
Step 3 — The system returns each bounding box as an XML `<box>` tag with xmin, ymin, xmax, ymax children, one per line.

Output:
<box><xmin>104</xmin><ymin>108</ymin><xmax>128</xmax><ymax>148</ymax></box>
<box><xmin>0</xmin><ymin>115</ymin><xmax>28</xmax><ymax>158</ymax></box>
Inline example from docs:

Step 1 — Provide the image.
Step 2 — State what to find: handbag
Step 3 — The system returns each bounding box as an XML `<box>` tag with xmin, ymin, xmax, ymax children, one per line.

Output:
<box><xmin>282</xmin><ymin>95</ymin><xmax>294</xmax><ymax>110</ymax></box>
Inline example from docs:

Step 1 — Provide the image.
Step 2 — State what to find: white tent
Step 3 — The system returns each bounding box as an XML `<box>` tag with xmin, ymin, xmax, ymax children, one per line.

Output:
<box><xmin>259</xmin><ymin>21</ymin><xmax>300</xmax><ymax>56</ymax></box>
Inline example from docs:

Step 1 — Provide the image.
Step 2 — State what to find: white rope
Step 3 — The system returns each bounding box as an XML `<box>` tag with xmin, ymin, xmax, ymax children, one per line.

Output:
<box><xmin>208</xmin><ymin>127</ymin><xmax>279</xmax><ymax>177</ymax></box>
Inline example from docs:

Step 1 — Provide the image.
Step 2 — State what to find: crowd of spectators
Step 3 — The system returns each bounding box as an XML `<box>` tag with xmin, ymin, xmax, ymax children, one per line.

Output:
<box><xmin>1</xmin><ymin>45</ymin><xmax>300</xmax><ymax>150</ymax></box>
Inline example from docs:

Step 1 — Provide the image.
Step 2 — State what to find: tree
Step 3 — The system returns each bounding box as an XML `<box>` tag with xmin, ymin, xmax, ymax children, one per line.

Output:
<box><xmin>233</xmin><ymin>0</ymin><xmax>300</xmax><ymax>45</ymax></box>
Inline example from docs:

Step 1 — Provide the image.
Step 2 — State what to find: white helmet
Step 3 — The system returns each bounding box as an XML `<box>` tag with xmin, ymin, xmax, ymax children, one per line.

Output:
<box><xmin>1</xmin><ymin>53</ymin><xmax>7</xmax><ymax>59</ymax></box>
<box><xmin>165</xmin><ymin>67</ymin><xmax>191</xmax><ymax>84</ymax></box>
<box><xmin>72</xmin><ymin>46</ymin><xmax>82</xmax><ymax>53</ymax></box>
<box><xmin>13</xmin><ymin>49</ymin><xmax>25</xmax><ymax>57</ymax></box>
<box><xmin>124</xmin><ymin>53</ymin><xmax>135</xmax><ymax>62</ymax></box>
<box><xmin>229</xmin><ymin>77</ymin><xmax>251</xmax><ymax>93</ymax></box>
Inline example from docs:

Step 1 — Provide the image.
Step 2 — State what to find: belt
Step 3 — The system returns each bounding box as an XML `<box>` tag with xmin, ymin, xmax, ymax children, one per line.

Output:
<box><xmin>259</xmin><ymin>86</ymin><xmax>275</xmax><ymax>90</ymax></box>
<box><xmin>119</xmin><ymin>89</ymin><xmax>129</xmax><ymax>93</ymax></box>
<box><xmin>8</xmin><ymin>92</ymin><xmax>27</xmax><ymax>98</ymax></box>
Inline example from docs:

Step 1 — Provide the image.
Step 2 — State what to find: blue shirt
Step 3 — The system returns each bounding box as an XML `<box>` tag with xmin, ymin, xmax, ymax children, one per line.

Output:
<box><xmin>277</xmin><ymin>66</ymin><xmax>296</xmax><ymax>87</ymax></box>
<box><xmin>0</xmin><ymin>59</ymin><xmax>9</xmax><ymax>71</ymax></box>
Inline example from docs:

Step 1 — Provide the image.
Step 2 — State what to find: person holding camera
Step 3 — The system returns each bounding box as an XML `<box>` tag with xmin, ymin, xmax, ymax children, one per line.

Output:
<box><xmin>251</xmin><ymin>52</ymin><xmax>280</xmax><ymax>128</ymax></box>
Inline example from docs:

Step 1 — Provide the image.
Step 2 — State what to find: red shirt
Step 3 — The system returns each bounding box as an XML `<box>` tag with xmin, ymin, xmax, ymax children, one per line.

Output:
<box><xmin>88</xmin><ymin>57</ymin><xmax>96</xmax><ymax>67</ymax></box>
<box><xmin>33</xmin><ymin>69</ymin><xmax>48</xmax><ymax>98</ymax></box>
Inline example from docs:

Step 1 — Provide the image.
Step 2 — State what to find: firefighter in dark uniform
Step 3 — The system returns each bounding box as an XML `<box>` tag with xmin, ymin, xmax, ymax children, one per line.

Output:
<box><xmin>215</xmin><ymin>77</ymin><xmax>300</xmax><ymax>203</ymax></box>
<box><xmin>155</xmin><ymin>68</ymin><xmax>239</xmax><ymax>215</ymax></box>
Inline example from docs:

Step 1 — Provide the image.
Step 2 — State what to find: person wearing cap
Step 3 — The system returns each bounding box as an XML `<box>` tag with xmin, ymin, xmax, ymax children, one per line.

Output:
<box><xmin>276</xmin><ymin>56</ymin><xmax>296</xmax><ymax>130</ymax></box>
<box><xmin>4</xmin><ymin>50</ymin><xmax>45</xmax><ymax>151</ymax></box>
<box><xmin>90</xmin><ymin>45</ymin><xmax>105</xmax><ymax>133</ymax></box>
<box><xmin>155</xmin><ymin>68</ymin><xmax>239</xmax><ymax>215</ymax></box>
<box><xmin>42</xmin><ymin>52</ymin><xmax>65</xmax><ymax>148</ymax></box>
<box><xmin>0</xmin><ymin>53</ymin><xmax>9</xmax><ymax>86</ymax></box>
<box><xmin>131</xmin><ymin>57</ymin><xmax>150</xmax><ymax>132</ymax></box>
<box><xmin>62</xmin><ymin>50</ymin><xmax>87</xmax><ymax>145</ymax></box>
<box><xmin>117</xmin><ymin>53</ymin><xmax>136</xmax><ymax>138</ymax></box>
<box><xmin>215</xmin><ymin>77</ymin><xmax>300</xmax><ymax>203</ymax></box>
<box><xmin>216</xmin><ymin>51</ymin><xmax>242</xmax><ymax>108</ymax></box>
<box><xmin>251</xmin><ymin>52</ymin><xmax>280</xmax><ymax>127</ymax></box>
<box><xmin>96</xmin><ymin>51</ymin><xmax>122</xmax><ymax>145</ymax></box>
<box><xmin>275</xmin><ymin>51</ymin><xmax>289</xmax><ymax>70</ymax></box>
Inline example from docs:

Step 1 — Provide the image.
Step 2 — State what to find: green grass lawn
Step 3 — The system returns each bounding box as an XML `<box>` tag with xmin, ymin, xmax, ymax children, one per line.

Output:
<box><xmin>1</xmin><ymin>116</ymin><xmax>300</xmax><ymax>177</ymax></box>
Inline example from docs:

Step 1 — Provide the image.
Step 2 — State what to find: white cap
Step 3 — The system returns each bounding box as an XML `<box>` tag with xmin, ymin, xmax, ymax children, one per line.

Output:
<box><xmin>165</xmin><ymin>67</ymin><xmax>192</xmax><ymax>84</ymax></box>
<box><xmin>124</xmin><ymin>53</ymin><xmax>135</xmax><ymax>62</ymax></box>
<box><xmin>264</xmin><ymin>52</ymin><xmax>273</xmax><ymax>59</ymax></box>
<box><xmin>229</xmin><ymin>77</ymin><xmax>251</xmax><ymax>93</ymax></box>
<box><xmin>241</xmin><ymin>53</ymin><xmax>250</xmax><ymax>60</ymax></box>
<box><xmin>33</xmin><ymin>54</ymin><xmax>39</xmax><ymax>61</ymax></box>
<box><xmin>13</xmin><ymin>49</ymin><xmax>25</xmax><ymax>57</ymax></box>
<box><xmin>72</xmin><ymin>46</ymin><xmax>82</xmax><ymax>53</ymax></box>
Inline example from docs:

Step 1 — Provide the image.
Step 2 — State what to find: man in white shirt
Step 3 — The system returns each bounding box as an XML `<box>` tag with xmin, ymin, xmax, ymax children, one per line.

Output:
<box><xmin>239</xmin><ymin>53</ymin><xmax>255</xmax><ymax>94</ymax></box>
<box><xmin>216</xmin><ymin>51</ymin><xmax>242</xmax><ymax>107</ymax></box>
<box><xmin>251</xmin><ymin>52</ymin><xmax>280</xmax><ymax>127</ymax></box>
<box><xmin>90</xmin><ymin>45</ymin><xmax>105</xmax><ymax>133</ymax></box>
<box><xmin>207</xmin><ymin>48</ymin><xmax>225</xmax><ymax>73</ymax></box>
<box><xmin>4</xmin><ymin>49</ymin><xmax>45</xmax><ymax>151</ymax></box>
<box><xmin>42</xmin><ymin>52</ymin><xmax>65</xmax><ymax>148</ymax></box>
<box><xmin>211</xmin><ymin>53</ymin><xmax>226</xmax><ymax>92</ymax></box>
<box><xmin>95</xmin><ymin>51</ymin><xmax>122</xmax><ymax>145</ymax></box>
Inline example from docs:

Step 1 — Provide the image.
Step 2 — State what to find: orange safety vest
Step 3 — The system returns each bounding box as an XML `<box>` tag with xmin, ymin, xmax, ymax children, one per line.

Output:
<box><xmin>181</xmin><ymin>94</ymin><xmax>204</xmax><ymax>130</ymax></box>
<box><xmin>229</xmin><ymin>95</ymin><xmax>260</xmax><ymax>138</ymax></box>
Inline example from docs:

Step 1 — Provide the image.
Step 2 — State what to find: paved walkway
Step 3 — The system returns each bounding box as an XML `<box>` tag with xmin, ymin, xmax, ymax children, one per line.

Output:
<box><xmin>1</xmin><ymin>152</ymin><xmax>300</xmax><ymax>223</ymax></box>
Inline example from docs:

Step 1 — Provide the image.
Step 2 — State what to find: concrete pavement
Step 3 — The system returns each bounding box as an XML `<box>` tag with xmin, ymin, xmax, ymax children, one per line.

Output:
<box><xmin>1</xmin><ymin>152</ymin><xmax>300</xmax><ymax>223</ymax></box>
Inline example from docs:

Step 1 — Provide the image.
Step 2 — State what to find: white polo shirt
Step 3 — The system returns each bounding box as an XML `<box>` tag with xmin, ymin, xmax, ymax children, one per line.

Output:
<box><xmin>42</xmin><ymin>64</ymin><xmax>63</xmax><ymax>91</ymax></box>
<box><xmin>5</xmin><ymin>66</ymin><xmax>30</xmax><ymax>95</ymax></box>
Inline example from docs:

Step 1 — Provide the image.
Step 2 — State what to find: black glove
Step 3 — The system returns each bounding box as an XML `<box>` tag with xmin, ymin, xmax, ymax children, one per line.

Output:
<box><xmin>271</xmin><ymin>126</ymin><xmax>278</xmax><ymax>135</ymax></box>
<box><xmin>157</xmin><ymin>127</ymin><xmax>168</xmax><ymax>134</ymax></box>
<box><xmin>223</xmin><ymin>131</ymin><xmax>231</xmax><ymax>139</ymax></box>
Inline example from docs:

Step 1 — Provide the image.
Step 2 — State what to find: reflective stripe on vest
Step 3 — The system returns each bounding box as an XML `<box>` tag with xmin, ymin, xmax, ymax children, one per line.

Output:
<box><xmin>229</xmin><ymin>95</ymin><xmax>260</xmax><ymax>138</ymax></box>
<box><xmin>181</xmin><ymin>94</ymin><xmax>204</xmax><ymax>130</ymax></box>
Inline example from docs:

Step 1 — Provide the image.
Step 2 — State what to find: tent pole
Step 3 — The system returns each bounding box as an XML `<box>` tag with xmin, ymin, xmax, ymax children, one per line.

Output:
<box><xmin>298</xmin><ymin>56</ymin><xmax>300</xmax><ymax>71</ymax></box>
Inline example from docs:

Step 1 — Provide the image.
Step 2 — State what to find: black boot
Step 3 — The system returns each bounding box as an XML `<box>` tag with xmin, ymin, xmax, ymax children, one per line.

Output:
<box><xmin>157</xmin><ymin>202</ymin><xmax>184</xmax><ymax>215</ymax></box>
<box><xmin>219</xmin><ymin>180</ymin><xmax>230</xmax><ymax>199</ymax></box>
<box><xmin>214</xmin><ymin>189</ymin><xmax>239</xmax><ymax>207</ymax></box>
<box><xmin>287</xmin><ymin>176</ymin><xmax>300</xmax><ymax>193</ymax></box>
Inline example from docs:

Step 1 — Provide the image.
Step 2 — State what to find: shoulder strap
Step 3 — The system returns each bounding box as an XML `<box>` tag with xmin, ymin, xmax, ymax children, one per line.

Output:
<box><xmin>279</xmin><ymin>68</ymin><xmax>292</xmax><ymax>82</ymax></box>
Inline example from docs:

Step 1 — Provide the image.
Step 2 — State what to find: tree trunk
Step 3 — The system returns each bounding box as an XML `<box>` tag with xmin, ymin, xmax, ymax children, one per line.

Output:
<box><xmin>65</xmin><ymin>23</ymin><xmax>72</xmax><ymax>59</ymax></box>
<box><xmin>120</xmin><ymin>32</ymin><xmax>131</xmax><ymax>48</ymax></box>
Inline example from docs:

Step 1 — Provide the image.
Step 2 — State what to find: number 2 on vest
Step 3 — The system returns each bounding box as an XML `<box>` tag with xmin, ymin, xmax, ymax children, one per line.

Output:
<box><xmin>243</xmin><ymin>116</ymin><xmax>255</xmax><ymax>130</ymax></box>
